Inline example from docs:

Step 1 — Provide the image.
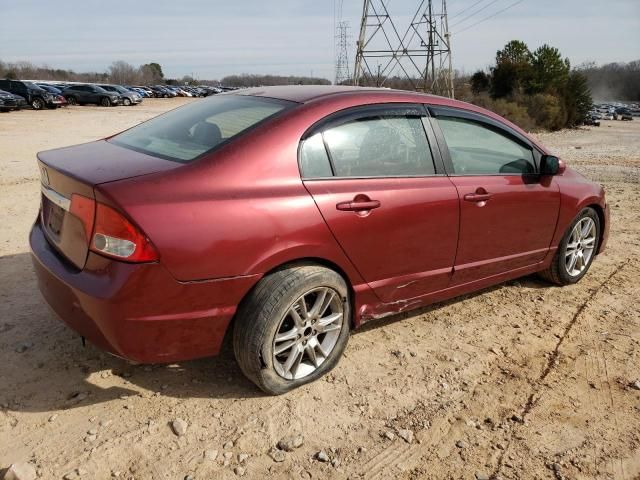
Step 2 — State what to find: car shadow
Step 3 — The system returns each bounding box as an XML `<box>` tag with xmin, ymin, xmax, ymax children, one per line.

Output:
<box><xmin>0</xmin><ymin>252</ymin><xmax>264</xmax><ymax>416</ymax></box>
<box><xmin>0</xmin><ymin>251</ymin><xmax>555</xmax><ymax>414</ymax></box>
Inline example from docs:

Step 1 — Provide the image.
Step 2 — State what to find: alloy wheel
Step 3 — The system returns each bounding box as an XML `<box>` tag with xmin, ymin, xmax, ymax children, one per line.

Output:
<box><xmin>272</xmin><ymin>287</ymin><xmax>343</xmax><ymax>380</ymax></box>
<box><xmin>565</xmin><ymin>217</ymin><xmax>597</xmax><ymax>277</ymax></box>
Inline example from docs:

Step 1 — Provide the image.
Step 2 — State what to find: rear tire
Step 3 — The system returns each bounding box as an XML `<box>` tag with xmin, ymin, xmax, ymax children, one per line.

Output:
<box><xmin>66</xmin><ymin>96</ymin><xmax>77</xmax><ymax>106</ymax></box>
<box><xmin>233</xmin><ymin>265</ymin><xmax>350</xmax><ymax>395</ymax></box>
<box><xmin>31</xmin><ymin>97</ymin><xmax>44</xmax><ymax>110</ymax></box>
<box><xmin>539</xmin><ymin>207</ymin><xmax>600</xmax><ymax>285</ymax></box>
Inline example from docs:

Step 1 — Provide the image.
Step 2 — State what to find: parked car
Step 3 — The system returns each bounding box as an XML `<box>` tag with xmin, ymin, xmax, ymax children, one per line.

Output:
<box><xmin>155</xmin><ymin>86</ymin><xmax>177</xmax><ymax>97</ymax></box>
<box><xmin>98</xmin><ymin>84</ymin><xmax>142</xmax><ymax>106</ymax></box>
<box><xmin>36</xmin><ymin>84</ymin><xmax>67</xmax><ymax>108</ymax></box>
<box><xmin>0</xmin><ymin>79</ymin><xmax>55</xmax><ymax>110</ymax></box>
<box><xmin>126</xmin><ymin>86</ymin><xmax>150</xmax><ymax>98</ymax></box>
<box><xmin>138</xmin><ymin>87</ymin><xmax>155</xmax><ymax>97</ymax></box>
<box><xmin>0</xmin><ymin>89</ymin><xmax>18</xmax><ymax>111</ymax></box>
<box><xmin>8</xmin><ymin>92</ymin><xmax>28</xmax><ymax>109</ymax></box>
<box><xmin>584</xmin><ymin>116</ymin><xmax>600</xmax><ymax>127</ymax></box>
<box><xmin>62</xmin><ymin>84</ymin><xmax>121</xmax><ymax>107</ymax></box>
<box><xmin>615</xmin><ymin>108</ymin><xmax>633</xmax><ymax>121</ymax></box>
<box><xmin>148</xmin><ymin>86</ymin><xmax>168</xmax><ymax>97</ymax></box>
<box><xmin>30</xmin><ymin>86</ymin><xmax>609</xmax><ymax>394</ymax></box>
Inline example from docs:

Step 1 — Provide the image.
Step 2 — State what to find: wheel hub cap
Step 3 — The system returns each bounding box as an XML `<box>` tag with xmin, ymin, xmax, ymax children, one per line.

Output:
<box><xmin>272</xmin><ymin>287</ymin><xmax>343</xmax><ymax>380</ymax></box>
<box><xmin>565</xmin><ymin>217</ymin><xmax>596</xmax><ymax>277</ymax></box>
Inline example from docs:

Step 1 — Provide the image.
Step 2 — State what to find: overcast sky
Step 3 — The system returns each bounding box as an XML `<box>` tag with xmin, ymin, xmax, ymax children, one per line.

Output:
<box><xmin>1</xmin><ymin>0</ymin><xmax>638</xmax><ymax>81</ymax></box>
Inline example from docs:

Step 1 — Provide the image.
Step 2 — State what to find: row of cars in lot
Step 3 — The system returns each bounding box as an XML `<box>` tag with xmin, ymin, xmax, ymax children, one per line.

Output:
<box><xmin>585</xmin><ymin>102</ymin><xmax>638</xmax><ymax>126</ymax></box>
<box><xmin>0</xmin><ymin>79</ymin><xmax>223</xmax><ymax>112</ymax></box>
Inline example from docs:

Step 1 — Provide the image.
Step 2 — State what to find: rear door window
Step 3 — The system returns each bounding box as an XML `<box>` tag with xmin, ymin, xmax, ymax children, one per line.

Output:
<box><xmin>111</xmin><ymin>95</ymin><xmax>293</xmax><ymax>163</ymax></box>
<box><xmin>300</xmin><ymin>133</ymin><xmax>333</xmax><ymax>178</ymax></box>
<box><xmin>301</xmin><ymin>113</ymin><xmax>436</xmax><ymax>178</ymax></box>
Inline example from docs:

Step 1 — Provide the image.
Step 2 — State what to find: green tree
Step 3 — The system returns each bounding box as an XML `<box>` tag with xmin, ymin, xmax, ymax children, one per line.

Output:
<box><xmin>563</xmin><ymin>71</ymin><xmax>593</xmax><ymax>127</ymax></box>
<box><xmin>491</xmin><ymin>40</ymin><xmax>532</xmax><ymax>98</ymax></box>
<box><xmin>470</xmin><ymin>70</ymin><xmax>490</xmax><ymax>94</ymax></box>
<box><xmin>529</xmin><ymin>44</ymin><xmax>570</xmax><ymax>94</ymax></box>
<box><xmin>145</xmin><ymin>62</ymin><xmax>164</xmax><ymax>79</ymax></box>
<box><xmin>496</xmin><ymin>40</ymin><xmax>531</xmax><ymax>65</ymax></box>
<box><xmin>139</xmin><ymin>63</ymin><xmax>164</xmax><ymax>85</ymax></box>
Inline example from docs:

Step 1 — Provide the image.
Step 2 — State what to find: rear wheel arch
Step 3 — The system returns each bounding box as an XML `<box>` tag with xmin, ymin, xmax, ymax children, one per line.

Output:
<box><xmin>229</xmin><ymin>257</ymin><xmax>356</xmax><ymax>336</ymax></box>
<box><xmin>268</xmin><ymin>258</ymin><xmax>356</xmax><ymax>327</ymax></box>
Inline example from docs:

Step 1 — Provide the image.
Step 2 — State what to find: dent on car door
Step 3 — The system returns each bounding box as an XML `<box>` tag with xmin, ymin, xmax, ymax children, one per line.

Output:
<box><xmin>300</xmin><ymin>105</ymin><xmax>459</xmax><ymax>303</ymax></box>
<box><xmin>430</xmin><ymin>108</ymin><xmax>560</xmax><ymax>285</ymax></box>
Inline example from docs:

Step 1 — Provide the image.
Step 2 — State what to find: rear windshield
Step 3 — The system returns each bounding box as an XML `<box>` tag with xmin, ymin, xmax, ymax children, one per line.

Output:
<box><xmin>110</xmin><ymin>95</ymin><xmax>292</xmax><ymax>162</ymax></box>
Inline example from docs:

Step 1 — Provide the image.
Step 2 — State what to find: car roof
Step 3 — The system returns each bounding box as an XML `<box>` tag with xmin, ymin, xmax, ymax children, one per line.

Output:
<box><xmin>232</xmin><ymin>85</ymin><xmax>546</xmax><ymax>153</ymax></box>
<box><xmin>233</xmin><ymin>85</ymin><xmax>459</xmax><ymax>105</ymax></box>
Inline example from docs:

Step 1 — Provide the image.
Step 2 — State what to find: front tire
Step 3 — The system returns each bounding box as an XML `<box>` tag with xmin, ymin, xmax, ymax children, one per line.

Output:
<box><xmin>233</xmin><ymin>265</ymin><xmax>350</xmax><ymax>395</ymax></box>
<box><xmin>31</xmin><ymin>97</ymin><xmax>44</xmax><ymax>110</ymax></box>
<box><xmin>100</xmin><ymin>97</ymin><xmax>111</xmax><ymax>107</ymax></box>
<box><xmin>123</xmin><ymin>97</ymin><xmax>131</xmax><ymax>106</ymax></box>
<box><xmin>539</xmin><ymin>207</ymin><xmax>600</xmax><ymax>285</ymax></box>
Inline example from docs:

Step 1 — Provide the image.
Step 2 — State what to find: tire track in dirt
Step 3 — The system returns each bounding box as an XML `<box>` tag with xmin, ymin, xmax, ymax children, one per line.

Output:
<box><xmin>490</xmin><ymin>258</ymin><xmax>633</xmax><ymax>479</ymax></box>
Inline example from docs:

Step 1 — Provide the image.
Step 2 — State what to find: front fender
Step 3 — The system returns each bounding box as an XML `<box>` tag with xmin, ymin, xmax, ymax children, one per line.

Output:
<box><xmin>550</xmin><ymin>168</ymin><xmax>607</xmax><ymax>253</ymax></box>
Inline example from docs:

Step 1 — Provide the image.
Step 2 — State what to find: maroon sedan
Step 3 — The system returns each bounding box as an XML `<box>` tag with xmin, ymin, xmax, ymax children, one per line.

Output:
<box><xmin>31</xmin><ymin>86</ymin><xmax>609</xmax><ymax>394</ymax></box>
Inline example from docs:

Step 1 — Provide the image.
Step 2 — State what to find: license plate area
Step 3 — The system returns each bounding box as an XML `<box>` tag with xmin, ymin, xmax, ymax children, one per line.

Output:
<box><xmin>42</xmin><ymin>196</ymin><xmax>65</xmax><ymax>239</ymax></box>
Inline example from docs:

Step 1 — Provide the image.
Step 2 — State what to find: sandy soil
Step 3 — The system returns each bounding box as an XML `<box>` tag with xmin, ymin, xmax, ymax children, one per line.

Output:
<box><xmin>1</xmin><ymin>100</ymin><xmax>639</xmax><ymax>480</ymax></box>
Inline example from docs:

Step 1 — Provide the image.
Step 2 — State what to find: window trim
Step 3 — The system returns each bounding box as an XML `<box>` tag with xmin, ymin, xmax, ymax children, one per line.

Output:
<box><xmin>298</xmin><ymin>103</ymin><xmax>445</xmax><ymax>180</ymax></box>
<box><xmin>428</xmin><ymin>106</ymin><xmax>542</xmax><ymax>177</ymax></box>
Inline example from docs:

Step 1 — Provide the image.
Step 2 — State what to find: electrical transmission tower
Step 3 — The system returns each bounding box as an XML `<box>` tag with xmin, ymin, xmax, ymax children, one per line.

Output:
<box><xmin>353</xmin><ymin>0</ymin><xmax>454</xmax><ymax>97</ymax></box>
<box><xmin>335</xmin><ymin>21</ymin><xmax>352</xmax><ymax>85</ymax></box>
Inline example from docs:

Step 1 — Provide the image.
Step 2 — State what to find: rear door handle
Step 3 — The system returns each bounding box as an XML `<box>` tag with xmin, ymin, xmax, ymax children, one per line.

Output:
<box><xmin>463</xmin><ymin>193</ymin><xmax>492</xmax><ymax>202</ymax></box>
<box><xmin>336</xmin><ymin>199</ymin><xmax>381</xmax><ymax>211</ymax></box>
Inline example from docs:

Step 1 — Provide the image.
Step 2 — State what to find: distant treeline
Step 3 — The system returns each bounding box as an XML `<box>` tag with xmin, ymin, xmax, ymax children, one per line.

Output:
<box><xmin>0</xmin><ymin>60</ymin><xmax>332</xmax><ymax>87</ymax></box>
<box><xmin>576</xmin><ymin>60</ymin><xmax>640</xmax><ymax>101</ymax></box>
<box><xmin>0</xmin><ymin>60</ymin><xmax>165</xmax><ymax>85</ymax></box>
<box><xmin>219</xmin><ymin>74</ymin><xmax>331</xmax><ymax>87</ymax></box>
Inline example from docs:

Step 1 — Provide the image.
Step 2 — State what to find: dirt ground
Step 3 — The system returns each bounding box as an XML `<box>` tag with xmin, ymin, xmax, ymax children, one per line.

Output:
<box><xmin>1</xmin><ymin>99</ymin><xmax>639</xmax><ymax>480</ymax></box>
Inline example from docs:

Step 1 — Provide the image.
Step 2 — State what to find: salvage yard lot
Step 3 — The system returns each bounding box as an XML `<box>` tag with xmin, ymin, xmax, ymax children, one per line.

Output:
<box><xmin>1</xmin><ymin>99</ymin><xmax>639</xmax><ymax>479</ymax></box>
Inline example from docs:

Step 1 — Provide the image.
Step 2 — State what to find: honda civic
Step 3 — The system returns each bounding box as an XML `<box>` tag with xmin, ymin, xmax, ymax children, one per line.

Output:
<box><xmin>30</xmin><ymin>86</ymin><xmax>609</xmax><ymax>394</ymax></box>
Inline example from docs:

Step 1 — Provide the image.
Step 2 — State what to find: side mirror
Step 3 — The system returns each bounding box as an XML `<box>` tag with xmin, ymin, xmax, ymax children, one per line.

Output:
<box><xmin>540</xmin><ymin>155</ymin><xmax>565</xmax><ymax>175</ymax></box>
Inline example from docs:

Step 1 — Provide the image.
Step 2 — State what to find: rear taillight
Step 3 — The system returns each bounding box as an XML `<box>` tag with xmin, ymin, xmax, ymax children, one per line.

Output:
<box><xmin>69</xmin><ymin>194</ymin><xmax>158</xmax><ymax>263</ymax></box>
<box><xmin>70</xmin><ymin>194</ymin><xmax>95</xmax><ymax>241</ymax></box>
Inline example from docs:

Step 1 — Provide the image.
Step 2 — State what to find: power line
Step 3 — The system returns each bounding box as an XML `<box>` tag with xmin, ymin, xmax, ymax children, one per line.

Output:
<box><xmin>449</xmin><ymin>0</ymin><xmax>501</xmax><ymax>28</ymax></box>
<box><xmin>453</xmin><ymin>0</ymin><xmax>526</xmax><ymax>34</ymax></box>
<box><xmin>449</xmin><ymin>0</ymin><xmax>486</xmax><ymax>20</ymax></box>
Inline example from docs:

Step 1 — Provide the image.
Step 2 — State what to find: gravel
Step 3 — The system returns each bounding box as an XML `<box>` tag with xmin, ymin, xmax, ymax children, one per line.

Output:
<box><xmin>171</xmin><ymin>418</ymin><xmax>188</xmax><ymax>436</ymax></box>
<box><xmin>2</xmin><ymin>463</ymin><xmax>37</xmax><ymax>480</ymax></box>
<box><xmin>277</xmin><ymin>434</ymin><xmax>304</xmax><ymax>451</ymax></box>
<box><xmin>397</xmin><ymin>429</ymin><xmax>414</xmax><ymax>444</ymax></box>
<box><xmin>268</xmin><ymin>448</ymin><xmax>286</xmax><ymax>463</ymax></box>
<box><xmin>315</xmin><ymin>450</ymin><xmax>330</xmax><ymax>462</ymax></box>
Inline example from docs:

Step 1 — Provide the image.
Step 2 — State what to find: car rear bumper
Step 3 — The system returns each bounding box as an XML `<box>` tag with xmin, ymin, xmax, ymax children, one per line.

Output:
<box><xmin>30</xmin><ymin>221</ymin><xmax>260</xmax><ymax>363</ymax></box>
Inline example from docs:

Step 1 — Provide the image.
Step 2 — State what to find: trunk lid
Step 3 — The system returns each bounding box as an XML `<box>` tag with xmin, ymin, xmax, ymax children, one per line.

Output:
<box><xmin>37</xmin><ymin>140</ymin><xmax>179</xmax><ymax>269</ymax></box>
